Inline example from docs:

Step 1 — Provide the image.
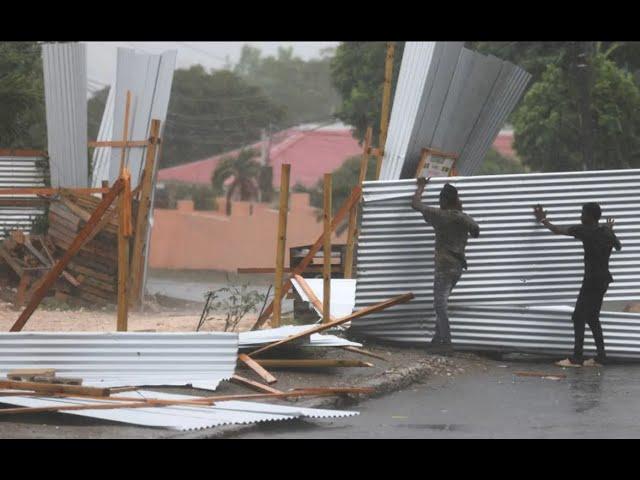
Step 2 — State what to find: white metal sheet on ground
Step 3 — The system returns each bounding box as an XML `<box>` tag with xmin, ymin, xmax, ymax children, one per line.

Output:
<box><xmin>0</xmin><ymin>332</ymin><xmax>237</xmax><ymax>390</ymax></box>
<box><xmin>42</xmin><ymin>43</ymin><xmax>88</xmax><ymax>187</ymax></box>
<box><xmin>238</xmin><ymin>326</ymin><xmax>361</xmax><ymax>349</ymax></box>
<box><xmin>291</xmin><ymin>278</ymin><xmax>356</xmax><ymax>319</ymax></box>
<box><xmin>0</xmin><ymin>390</ymin><xmax>359</xmax><ymax>431</ymax></box>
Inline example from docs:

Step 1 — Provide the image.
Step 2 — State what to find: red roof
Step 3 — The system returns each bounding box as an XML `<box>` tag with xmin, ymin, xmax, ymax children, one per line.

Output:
<box><xmin>492</xmin><ymin>130</ymin><xmax>516</xmax><ymax>159</ymax></box>
<box><xmin>158</xmin><ymin>126</ymin><xmax>517</xmax><ymax>186</ymax></box>
<box><xmin>158</xmin><ymin>125</ymin><xmax>363</xmax><ymax>189</ymax></box>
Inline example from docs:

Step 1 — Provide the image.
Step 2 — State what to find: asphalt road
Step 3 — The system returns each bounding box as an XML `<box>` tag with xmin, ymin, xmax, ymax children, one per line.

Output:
<box><xmin>234</xmin><ymin>361</ymin><xmax>640</xmax><ymax>438</ymax></box>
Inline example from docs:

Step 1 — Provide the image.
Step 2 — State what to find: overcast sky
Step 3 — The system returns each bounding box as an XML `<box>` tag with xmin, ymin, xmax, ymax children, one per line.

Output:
<box><xmin>85</xmin><ymin>42</ymin><xmax>339</xmax><ymax>89</ymax></box>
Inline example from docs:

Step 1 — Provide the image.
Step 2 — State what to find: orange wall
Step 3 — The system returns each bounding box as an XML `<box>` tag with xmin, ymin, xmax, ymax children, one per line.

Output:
<box><xmin>149</xmin><ymin>193</ymin><xmax>347</xmax><ymax>271</ymax></box>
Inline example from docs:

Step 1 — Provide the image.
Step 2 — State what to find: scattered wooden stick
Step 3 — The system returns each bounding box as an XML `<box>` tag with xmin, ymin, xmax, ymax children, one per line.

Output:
<box><xmin>249</xmin><ymin>359</ymin><xmax>373</xmax><ymax>368</ymax></box>
<box><xmin>513</xmin><ymin>371</ymin><xmax>567</xmax><ymax>379</ymax></box>
<box><xmin>0</xmin><ymin>380</ymin><xmax>111</xmax><ymax>397</ymax></box>
<box><xmin>341</xmin><ymin>346</ymin><xmax>390</xmax><ymax>362</ymax></box>
<box><xmin>0</xmin><ymin>387</ymin><xmax>376</xmax><ymax>415</ymax></box>
<box><xmin>230</xmin><ymin>374</ymin><xmax>283</xmax><ymax>394</ymax></box>
<box><xmin>250</xmin><ymin>186</ymin><xmax>362</xmax><ymax>330</ymax></box>
<box><xmin>237</xmin><ymin>353</ymin><xmax>278</xmax><ymax>384</ymax></box>
<box><xmin>293</xmin><ymin>274</ymin><xmax>336</xmax><ymax>321</ymax></box>
<box><xmin>248</xmin><ymin>293</ymin><xmax>414</xmax><ymax>357</ymax></box>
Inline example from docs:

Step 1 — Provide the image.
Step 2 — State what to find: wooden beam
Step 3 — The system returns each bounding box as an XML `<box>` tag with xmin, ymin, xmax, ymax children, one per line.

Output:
<box><xmin>229</xmin><ymin>374</ymin><xmax>282</xmax><ymax>394</ymax></box>
<box><xmin>88</xmin><ymin>140</ymin><xmax>150</xmax><ymax>148</ymax></box>
<box><xmin>250</xmin><ymin>185</ymin><xmax>362</xmax><ymax>330</ymax></box>
<box><xmin>0</xmin><ymin>387</ymin><xmax>376</xmax><ymax>415</ymax></box>
<box><xmin>237</xmin><ymin>353</ymin><xmax>278</xmax><ymax>384</ymax></box>
<box><xmin>10</xmin><ymin>179</ymin><xmax>125</xmax><ymax>332</ymax></box>
<box><xmin>272</xmin><ymin>163</ymin><xmax>291</xmax><ymax>328</ymax></box>
<box><xmin>344</xmin><ymin>127</ymin><xmax>373</xmax><ymax>279</ymax></box>
<box><xmin>238</xmin><ymin>267</ymin><xmax>293</xmax><ymax>274</ymax></box>
<box><xmin>513</xmin><ymin>371</ymin><xmax>567</xmax><ymax>379</ymax></box>
<box><xmin>117</xmin><ymin>170</ymin><xmax>132</xmax><ymax>332</ymax></box>
<box><xmin>249</xmin><ymin>292</ymin><xmax>414</xmax><ymax>357</ymax></box>
<box><xmin>129</xmin><ymin>119</ymin><xmax>162</xmax><ymax>308</ymax></box>
<box><xmin>0</xmin><ymin>379</ymin><xmax>110</xmax><ymax>397</ymax></box>
<box><xmin>250</xmin><ymin>359</ymin><xmax>374</xmax><ymax>368</ymax></box>
<box><xmin>323</xmin><ymin>174</ymin><xmax>332</xmax><ymax>324</ymax></box>
<box><xmin>0</xmin><ymin>187</ymin><xmax>108</xmax><ymax>196</ymax></box>
<box><xmin>293</xmin><ymin>274</ymin><xmax>335</xmax><ymax>321</ymax></box>
<box><xmin>376</xmin><ymin>41</ymin><xmax>395</xmax><ymax>180</ymax></box>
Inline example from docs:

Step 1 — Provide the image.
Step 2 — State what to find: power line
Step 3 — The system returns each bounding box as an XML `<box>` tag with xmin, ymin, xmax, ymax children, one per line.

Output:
<box><xmin>175</xmin><ymin>42</ymin><xmax>228</xmax><ymax>64</ymax></box>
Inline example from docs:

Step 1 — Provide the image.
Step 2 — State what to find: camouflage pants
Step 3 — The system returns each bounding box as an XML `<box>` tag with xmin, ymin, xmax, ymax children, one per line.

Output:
<box><xmin>432</xmin><ymin>264</ymin><xmax>463</xmax><ymax>344</ymax></box>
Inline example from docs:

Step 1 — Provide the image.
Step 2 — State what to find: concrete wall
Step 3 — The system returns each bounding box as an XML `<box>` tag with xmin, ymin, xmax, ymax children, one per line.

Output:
<box><xmin>149</xmin><ymin>193</ymin><xmax>347</xmax><ymax>271</ymax></box>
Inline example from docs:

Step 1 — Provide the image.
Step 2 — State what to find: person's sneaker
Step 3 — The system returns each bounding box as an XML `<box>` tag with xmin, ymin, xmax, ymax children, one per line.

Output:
<box><xmin>555</xmin><ymin>358</ymin><xmax>583</xmax><ymax>368</ymax></box>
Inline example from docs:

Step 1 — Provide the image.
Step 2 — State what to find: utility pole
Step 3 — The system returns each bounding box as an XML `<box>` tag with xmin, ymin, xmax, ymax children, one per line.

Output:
<box><xmin>571</xmin><ymin>41</ymin><xmax>596</xmax><ymax>171</ymax></box>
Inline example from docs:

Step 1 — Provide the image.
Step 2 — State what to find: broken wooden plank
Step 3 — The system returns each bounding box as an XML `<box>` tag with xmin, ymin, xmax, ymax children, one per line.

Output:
<box><xmin>237</xmin><ymin>353</ymin><xmax>278</xmax><ymax>384</ymax></box>
<box><xmin>7</xmin><ymin>368</ymin><xmax>56</xmax><ymax>378</ymax></box>
<box><xmin>513</xmin><ymin>371</ymin><xmax>567</xmax><ymax>379</ymax></box>
<box><xmin>250</xmin><ymin>359</ymin><xmax>373</xmax><ymax>368</ymax></box>
<box><xmin>32</xmin><ymin>376</ymin><xmax>83</xmax><ymax>385</ymax></box>
<box><xmin>248</xmin><ymin>293</ymin><xmax>414</xmax><ymax>357</ymax></box>
<box><xmin>10</xmin><ymin>178</ymin><xmax>125</xmax><ymax>332</ymax></box>
<box><xmin>293</xmin><ymin>274</ymin><xmax>335</xmax><ymax>321</ymax></box>
<box><xmin>251</xmin><ymin>185</ymin><xmax>362</xmax><ymax>330</ymax></box>
<box><xmin>0</xmin><ymin>380</ymin><xmax>110</xmax><ymax>397</ymax></box>
<box><xmin>341</xmin><ymin>346</ymin><xmax>390</xmax><ymax>362</ymax></box>
<box><xmin>229</xmin><ymin>374</ymin><xmax>283</xmax><ymax>394</ymax></box>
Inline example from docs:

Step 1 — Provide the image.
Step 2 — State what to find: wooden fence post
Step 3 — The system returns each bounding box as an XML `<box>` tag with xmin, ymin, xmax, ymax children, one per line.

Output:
<box><xmin>272</xmin><ymin>164</ymin><xmax>291</xmax><ymax>328</ymax></box>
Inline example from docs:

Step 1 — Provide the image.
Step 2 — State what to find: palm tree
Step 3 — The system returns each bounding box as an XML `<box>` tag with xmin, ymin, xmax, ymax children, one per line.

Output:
<box><xmin>212</xmin><ymin>148</ymin><xmax>261</xmax><ymax>216</ymax></box>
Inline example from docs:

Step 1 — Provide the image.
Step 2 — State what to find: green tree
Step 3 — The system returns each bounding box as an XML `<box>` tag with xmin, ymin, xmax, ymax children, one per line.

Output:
<box><xmin>330</xmin><ymin>42</ymin><xmax>404</xmax><ymax>144</ymax></box>
<box><xmin>234</xmin><ymin>45</ymin><xmax>341</xmax><ymax>128</ymax></box>
<box><xmin>87</xmin><ymin>65</ymin><xmax>285</xmax><ymax>169</ymax></box>
<box><xmin>211</xmin><ymin>148</ymin><xmax>261</xmax><ymax>215</ymax></box>
<box><xmin>512</xmin><ymin>54</ymin><xmax>640</xmax><ymax>172</ymax></box>
<box><xmin>0</xmin><ymin>42</ymin><xmax>46</xmax><ymax>148</ymax></box>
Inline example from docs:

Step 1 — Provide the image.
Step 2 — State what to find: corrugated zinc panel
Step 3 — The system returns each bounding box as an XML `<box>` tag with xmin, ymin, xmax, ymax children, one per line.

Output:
<box><xmin>352</xmin><ymin>170</ymin><xmax>640</xmax><ymax>353</ymax></box>
<box><xmin>0</xmin><ymin>332</ymin><xmax>238</xmax><ymax>390</ymax></box>
<box><xmin>0</xmin><ymin>152</ymin><xmax>50</xmax><ymax>238</ymax></box>
<box><xmin>351</xmin><ymin>305</ymin><xmax>640</xmax><ymax>360</ymax></box>
<box><xmin>42</xmin><ymin>43</ymin><xmax>88</xmax><ymax>187</ymax></box>
<box><xmin>379</xmin><ymin>43</ymin><xmax>530</xmax><ymax>180</ymax></box>
<box><xmin>0</xmin><ymin>390</ymin><xmax>359</xmax><ymax>431</ymax></box>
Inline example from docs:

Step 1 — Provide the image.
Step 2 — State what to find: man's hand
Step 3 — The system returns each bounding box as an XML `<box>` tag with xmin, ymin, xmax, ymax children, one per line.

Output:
<box><xmin>417</xmin><ymin>176</ymin><xmax>430</xmax><ymax>187</ymax></box>
<box><xmin>606</xmin><ymin>217</ymin><xmax>615</xmax><ymax>229</ymax></box>
<box><xmin>533</xmin><ymin>204</ymin><xmax>547</xmax><ymax>223</ymax></box>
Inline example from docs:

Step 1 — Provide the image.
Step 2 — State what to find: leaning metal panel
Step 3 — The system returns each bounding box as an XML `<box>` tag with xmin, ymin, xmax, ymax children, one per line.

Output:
<box><xmin>351</xmin><ymin>170</ymin><xmax>640</xmax><ymax>352</ymax></box>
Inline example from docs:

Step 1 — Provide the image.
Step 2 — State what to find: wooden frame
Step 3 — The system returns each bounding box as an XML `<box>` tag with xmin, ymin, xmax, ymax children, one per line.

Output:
<box><xmin>272</xmin><ymin>164</ymin><xmax>291</xmax><ymax>327</ymax></box>
<box><xmin>323</xmin><ymin>173</ymin><xmax>332</xmax><ymax>324</ymax></box>
<box><xmin>414</xmin><ymin>147</ymin><xmax>460</xmax><ymax>178</ymax></box>
<box><xmin>375</xmin><ymin>42</ymin><xmax>395</xmax><ymax>180</ymax></box>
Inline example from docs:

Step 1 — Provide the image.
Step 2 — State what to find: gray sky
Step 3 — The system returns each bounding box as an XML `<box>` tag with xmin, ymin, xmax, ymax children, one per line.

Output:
<box><xmin>85</xmin><ymin>42</ymin><xmax>339</xmax><ymax>90</ymax></box>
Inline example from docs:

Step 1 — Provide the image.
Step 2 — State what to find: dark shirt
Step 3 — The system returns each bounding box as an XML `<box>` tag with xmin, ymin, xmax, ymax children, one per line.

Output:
<box><xmin>419</xmin><ymin>206</ymin><xmax>479</xmax><ymax>271</ymax></box>
<box><xmin>568</xmin><ymin>224</ymin><xmax>621</xmax><ymax>285</ymax></box>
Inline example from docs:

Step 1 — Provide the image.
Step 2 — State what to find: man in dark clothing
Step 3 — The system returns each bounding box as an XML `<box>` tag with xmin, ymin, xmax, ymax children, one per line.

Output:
<box><xmin>412</xmin><ymin>177</ymin><xmax>480</xmax><ymax>352</ymax></box>
<box><xmin>533</xmin><ymin>202</ymin><xmax>622</xmax><ymax>367</ymax></box>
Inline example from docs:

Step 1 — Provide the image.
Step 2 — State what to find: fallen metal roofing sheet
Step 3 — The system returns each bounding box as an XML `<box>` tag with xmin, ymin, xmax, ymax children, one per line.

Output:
<box><xmin>0</xmin><ymin>389</ymin><xmax>359</xmax><ymax>431</ymax></box>
<box><xmin>379</xmin><ymin>42</ymin><xmax>531</xmax><ymax>180</ymax></box>
<box><xmin>291</xmin><ymin>278</ymin><xmax>357</xmax><ymax>319</ymax></box>
<box><xmin>0</xmin><ymin>152</ymin><xmax>49</xmax><ymax>238</ymax></box>
<box><xmin>42</xmin><ymin>43</ymin><xmax>88</xmax><ymax>188</ymax></box>
<box><xmin>0</xmin><ymin>332</ymin><xmax>238</xmax><ymax>390</ymax></box>
<box><xmin>238</xmin><ymin>325</ymin><xmax>362</xmax><ymax>349</ymax></box>
<box><xmin>351</xmin><ymin>305</ymin><xmax>640</xmax><ymax>360</ymax></box>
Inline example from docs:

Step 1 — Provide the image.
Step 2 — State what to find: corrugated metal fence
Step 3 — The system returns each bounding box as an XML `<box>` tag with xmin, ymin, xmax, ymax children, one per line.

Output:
<box><xmin>351</xmin><ymin>170</ymin><xmax>640</xmax><ymax>358</ymax></box>
<box><xmin>0</xmin><ymin>150</ymin><xmax>50</xmax><ymax>238</ymax></box>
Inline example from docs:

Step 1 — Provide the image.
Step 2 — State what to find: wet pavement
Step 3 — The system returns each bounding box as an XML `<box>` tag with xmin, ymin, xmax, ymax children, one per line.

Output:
<box><xmin>234</xmin><ymin>361</ymin><xmax>640</xmax><ymax>438</ymax></box>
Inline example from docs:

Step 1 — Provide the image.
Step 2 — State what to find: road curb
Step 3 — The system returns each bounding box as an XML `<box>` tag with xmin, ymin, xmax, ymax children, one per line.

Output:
<box><xmin>168</xmin><ymin>359</ymin><xmax>438</xmax><ymax>439</ymax></box>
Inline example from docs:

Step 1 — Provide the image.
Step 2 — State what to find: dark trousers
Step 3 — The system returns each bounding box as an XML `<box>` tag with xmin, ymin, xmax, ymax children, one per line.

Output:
<box><xmin>572</xmin><ymin>281</ymin><xmax>609</xmax><ymax>362</ymax></box>
<box><xmin>432</xmin><ymin>264</ymin><xmax>463</xmax><ymax>344</ymax></box>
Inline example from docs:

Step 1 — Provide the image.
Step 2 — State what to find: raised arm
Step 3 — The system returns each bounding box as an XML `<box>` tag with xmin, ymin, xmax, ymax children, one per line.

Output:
<box><xmin>411</xmin><ymin>177</ymin><xmax>430</xmax><ymax>213</ymax></box>
<box><xmin>533</xmin><ymin>204</ymin><xmax>571</xmax><ymax>236</ymax></box>
<box><xmin>607</xmin><ymin>217</ymin><xmax>622</xmax><ymax>251</ymax></box>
